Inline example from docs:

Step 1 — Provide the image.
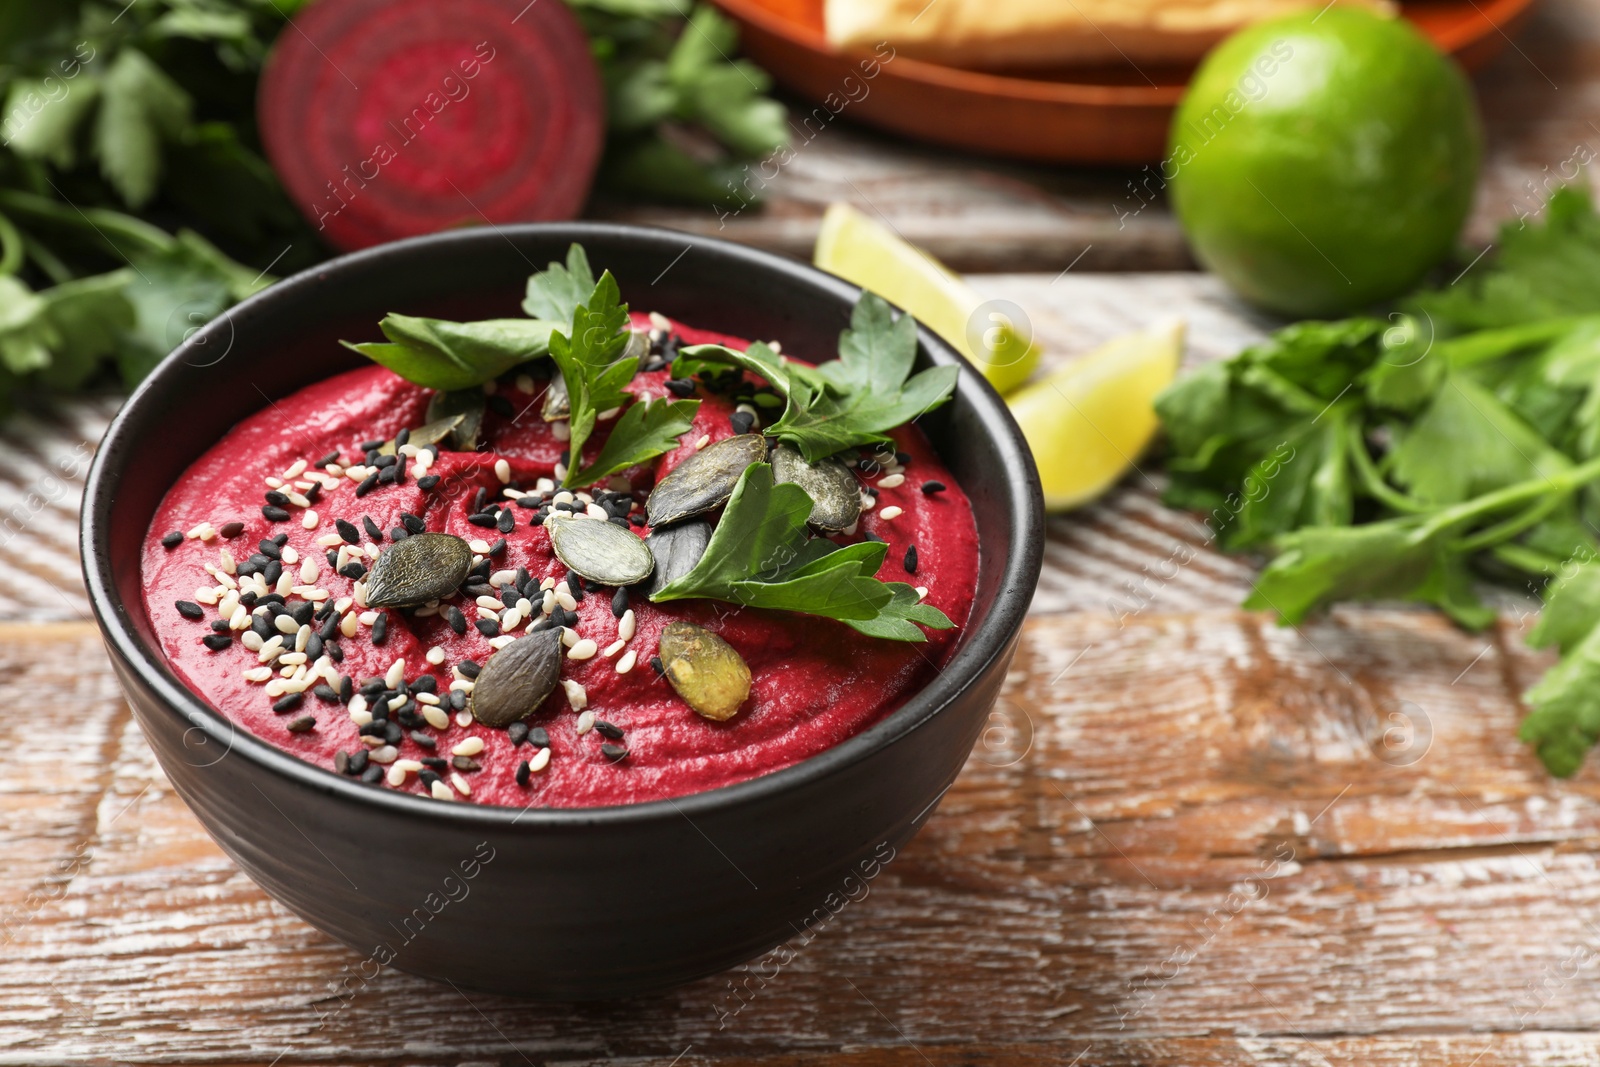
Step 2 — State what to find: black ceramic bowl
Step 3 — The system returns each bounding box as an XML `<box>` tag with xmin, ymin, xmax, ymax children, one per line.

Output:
<box><xmin>81</xmin><ymin>224</ymin><xmax>1043</xmax><ymax>999</ymax></box>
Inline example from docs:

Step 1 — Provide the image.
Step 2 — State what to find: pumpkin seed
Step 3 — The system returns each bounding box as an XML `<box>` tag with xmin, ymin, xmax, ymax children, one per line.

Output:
<box><xmin>541</xmin><ymin>373</ymin><xmax>570</xmax><ymax>421</ymax></box>
<box><xmin>658</xmin><ymin>621</ymin><xmax>751</xmax><ymax>722</ymax></box>
<box><xmin>427</xmin><ymin>388</ymin><xmax>487</xmax><ymax>450</ymax></box>
<box><xmin>381</xmin><ymin>414</ymin><xmax>463</xmax><ymax>455</ymax></box>
<box><xmin>363</xmin><ymin>532</ymin><xmax>473</xmax><ymax>607</ymax></box>
<box><xmin>770</xmin><ymin>444</ymin><xmax>861</xmax><ymax>533</ymax></box>
<box><xmin>645</xmin><ymin>433</ymin><xmax>768</xmax><ymax>528</ymax></box>
<box><xmin>644</xmin><ymin>519</ymin><xmax>711</xmax><ymax>596</ymax></box>
<box><xmin>470</xmin><ymin>629</ymin><xmax>562</xmax><ymax>727</ymax></box>
<box><xmin>545</xmin><ymin>512</ymin><xmax>655</xmax><ymax>586</ymax></box>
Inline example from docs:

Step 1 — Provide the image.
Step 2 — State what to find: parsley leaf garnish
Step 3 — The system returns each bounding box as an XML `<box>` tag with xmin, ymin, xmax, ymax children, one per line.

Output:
<box><xmin>678</xmin><ymin>292</ymin><xmax>959</xmax><ymax>462</ymax></box>
<box><xmin>568</xmin><ymin>396</ymin><xmax>699</xmax><ymax>486</ymax></box>
<box><xmin>342</xmin><ymin>316</ymin><xmax>558</xmax><ymax>392</ymax></box>
<box><xmin>651</xmin><ymin>462</ymin><xmax>954</xmax><ymax>641</ymax></box>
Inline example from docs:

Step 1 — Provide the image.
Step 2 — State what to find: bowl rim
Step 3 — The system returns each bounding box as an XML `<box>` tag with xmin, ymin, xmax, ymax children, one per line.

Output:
<box><xmin>81</xmin><ymin>221</ymin><xmax>1044</xmax><ymax>828</ymax></box>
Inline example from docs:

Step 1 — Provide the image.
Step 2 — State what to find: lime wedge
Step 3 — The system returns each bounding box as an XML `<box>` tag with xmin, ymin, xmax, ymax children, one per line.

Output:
<box><xmin>1008</xmin><ymin>319</ymin><xmax>1185</xmax><ymax>511</ymax></box>
<box><xmin>814</xmin><ymin>203</ymin><xmax>1040</xmax><ymax>394</ymax></box>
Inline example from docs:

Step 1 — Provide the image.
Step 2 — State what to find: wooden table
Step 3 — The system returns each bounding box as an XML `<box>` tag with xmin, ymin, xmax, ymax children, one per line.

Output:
<box><xmin>6</xmin><ymin>271</ymin><xmax>1600</xmax><ymax>1065</ymax></box>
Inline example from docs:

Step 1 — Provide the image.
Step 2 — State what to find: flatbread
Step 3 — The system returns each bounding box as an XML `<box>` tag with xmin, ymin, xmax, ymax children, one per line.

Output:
<box><xmin>824</xmin><ymin>0</ymin><xmax>1396</xmax><ymax>69</ymax></box>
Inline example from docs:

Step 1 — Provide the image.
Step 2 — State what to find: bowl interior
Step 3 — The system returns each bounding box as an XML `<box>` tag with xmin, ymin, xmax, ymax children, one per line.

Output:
<box><xmin>84</xmin><ymin>223</ymin><xmax>1043</xmax><ymax>822</ymax></box>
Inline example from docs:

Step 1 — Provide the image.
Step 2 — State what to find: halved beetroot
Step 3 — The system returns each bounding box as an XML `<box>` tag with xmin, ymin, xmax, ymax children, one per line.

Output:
<box><xmin>259</xmin><ymin>0</ymin><xmax>605</xmax><ymax>251</ymax></box>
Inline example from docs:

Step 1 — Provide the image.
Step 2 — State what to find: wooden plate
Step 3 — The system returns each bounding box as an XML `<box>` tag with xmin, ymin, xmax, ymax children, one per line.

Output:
<box><xmin>711</xmin><ymin>0</ymin><xmax>1539</xmax><ymax>164</ymax></box>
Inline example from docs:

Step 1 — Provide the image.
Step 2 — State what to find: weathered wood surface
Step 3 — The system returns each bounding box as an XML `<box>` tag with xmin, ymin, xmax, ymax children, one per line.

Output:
<box><xmin>7</xmin><ymin>597</ymin><xmax>1600</xmax><ymax>1065</ymax></box>
<box><xmin>597</xmin><ymin>0</ymin><xmax>1600</xmax><ymax>274</ymax></box>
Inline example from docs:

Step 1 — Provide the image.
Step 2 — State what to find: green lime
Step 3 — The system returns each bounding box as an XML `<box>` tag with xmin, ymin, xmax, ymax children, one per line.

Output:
<box><xmin>1167</xmin><ymin>7</ymin><xmax>1481</xmax><ymax>317</ymax></box>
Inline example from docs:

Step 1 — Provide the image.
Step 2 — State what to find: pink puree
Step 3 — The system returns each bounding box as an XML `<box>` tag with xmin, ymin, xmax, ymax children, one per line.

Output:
<box><xmin>141</xmin><ymin>316</ymin><xmax>979</xmax><ymax>808</ymax></box>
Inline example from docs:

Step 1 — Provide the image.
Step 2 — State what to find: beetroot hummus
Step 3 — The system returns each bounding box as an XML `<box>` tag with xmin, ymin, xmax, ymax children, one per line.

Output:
<box><xmin>141</xmin><ymin>314</ymin><xmax>978</xmax><ymax>808</ymax></box>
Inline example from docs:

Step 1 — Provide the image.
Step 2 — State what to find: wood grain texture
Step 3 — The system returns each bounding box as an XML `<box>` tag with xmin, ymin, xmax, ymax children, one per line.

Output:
<box><xmin>595</xmin><ymin>0</ymin><xmax>1600</xmax><ymax>275</ymax></box>
<box><xmin>5</xmin><ymin>605</ymin><xmax>1600</xmax><ymax>1065</ymax></box>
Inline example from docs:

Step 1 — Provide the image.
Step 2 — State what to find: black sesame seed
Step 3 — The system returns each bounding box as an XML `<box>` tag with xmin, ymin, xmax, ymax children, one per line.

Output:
<box><xmin>262</xmin><ymin>560</ymin><xmax>283</xmax><ymax>586</ymax></box>
<box><xmin>328</xmin><ymin>643</ymin><xmax>345</xmax><ymax>663</ymax></box>
<box><xmin>445</xmin><ymin>605</ymin><xmax>468</xmax><ymax>635</ymax></box>
<box><xmin>262</xmin><ymin>505</ymin><xmax>291</xmax><ymax>522</ymax></box>
<box><xmin>340</xmin><ymin>561</ymin><xmax>367</xmax><ymax>580</ymax></box>
<box><xmin>420</xmin><ymin>769</ymin><xmax>442</xmax><ymax>788</ymax></box>
<box><xmin>264</xmin><ymin>490</ymin><xmax>290</xmax><ymax>507</ymax></box>
<box><xmin>904</xmin><ymin>545</ymin><xmax>918</xmax><ymax>574</ymax></box>
<box><xmin>175</xmin><ymin>600</ymin><xmax>204</xmax><ymax>620</ymax></box>
<box><xmin>356</xmin><ymin>471</ymin><xmax>380</xmax><ymax>496</ymax></box>
<box><xmin>394</xmin><ymin>427</ymin><xmax>411</xmax><ymax>448</ymax></box>
<box><xmin>360</xmin><ymin>439</ymin><xmax>383</xmax><ymax>451</ymax></box>
<box><xmin>202</xmin><ymin>634</ymin><xmax>232</xmax><ymax>651</ymax></box>
<box><xmin>286</xmin><ymin>715</ymin><xmax>316</xmax><ymax>733</ymax></box>
<box><xmin>362</xmin><ymin>516</ymin><xmax>384</xmax><ymax>541</ymax></box>
<box><xmin>239</xmin><ymin>591</ymin><xmax>259</xmax><ymax>609</ymax></box>
<box><xmin>730</xmin><ymin>411</ymin><xmax>755</xmax><ymax>435</ymax></box>
<box><xmin>347</xmin><ymin>748</ymin><xmax>369</xmax><ymax>775</ymax></box>
<box><xmin>449</xmin><ymin>689</ymin><xmax>466</xmax><ymax>711</ymax></box>
<box><xmin>401</xmin><ymin>512</ymin><xmax>425</xmax><ymax>535</ymax></box>
<box><xmin>251</xmin><ymin>615</ymin><xmax>274</xmax><ymax>641</ymax></box>
<box><xmin>258</xmin><ymin>539</ymin><xmax>281</xmax><ymax>560</ymax></box>
<box><xmin>864</xmin><ymin>487</ymin><xmax>879</xmax><ymax>498</ymax></box>
<box><xmin>210</xmin><ymin>619</ymin><xmax>230</xmax><ymax>633</ymax></box>
<box><xmin>664</xmin><ymin>377</ymin><xmax>696</xmax><ymax>398</ymax></box>
<box><xmin>458</xmin><ymin>660</ymin><xmax>482</xmax><ymax>678</ymax></box>
<box><xmin>305</xmin><ymin>482</ymin><xmax>323</xmax><ymax>504</ymax></box>
<box><xmin>339</xmin><ymin>676</ymin><xmax>354</xmax><ymax>703</ymax></box>
<box><xmin>313</xmin><ymin>683</ymin><xmax>339</xmax><ymax>703</ymax></box>
<box><xmin>273</xmin><ymin>533</ymin><xmax>288</xmax><ymax>546</ymax></box>
<box><xmin>515</xmin><ymin>760</ymin><xmax>531</xmax><ymax>787</ymax></box>
<box><xmin>218</xmin><ymin>521</ymin><xmax>245</xmax><ymax>539</ymax></box>
<box><xmin>475</xmin><ymin>618</ymin><xmax>500</xmax><ymax>638</ymax></box>
<box><xmin>862</xmin><ymin>531</ymin><xmax>884</xmax><ymax>543</ymax></box>
<box><xmin>290</xmin><ymin>601</ymin><xmax>314</xmax><ymax>626</ymax></box>
<box><xmin>360</xmin><ymin>764</ymin><xmax>384</xmax><ymax>784</ymax></box>
<box><xmin>415</xmin><ymin>676</ymin><xmax>437</xmax><ymax>694</ymax></box>
<box><xmin>611</xmin><ymin>587</ymin><xmax>629</xmax><ymax>617</ymax></box>
<box><xmin>317</xmin><ymin>450</ymin><xmax>341</xmax><ymax>468</ymax></box>
<box><xmin>468</xmin><ymin>513</ymin><xmax>497</xmax><ymax>528</ymax></box>
<box><xmin>600</xmin><ymin>743</ymin><xmax>628</xmax><ymax>762</ymax></box>
<box><xmin>594</xmin><ymin>720</ymin><xmax>624</xmax><ymax>741</ymax></box>
<box><xmin>452</xmin><ymin>756</ymin><xmax>481</xmax><ymax>772</ymax></box>
<box><xmin>488</xmin><ymin>538</ymin><xmax>507</xmax><ymax>557</ymax></box>
<box><xmin>389</xmin><ymin>526</ymin><xmax>408</xmax><ymax>541</ymax></box>
<box><xmin>334</xmin><ymin>750</ymin><xmax>350</xmax><ymax>774</ymax></box>
<box><xmin>336</xmin><ymin>518</ymin><xmax>360</xmax><ymax>544</ymax></box>
<box><xmin>373</xmin><ymin>453</ymin><xmax>397</xmax><ymax>470</ymax></box>
<box><xmin>500</xmin><ymin>586</ymin><xmax>519</xmax><ymax>609</ymax></box>
<box><xmin>920</xmin><ymin>480</ymin><xmax>946</xmax><ymax>494</ymax></box>
<box><xmin>273</xmin><ymin>692</ymin><xmax>305</xmax><ymax>713</ymax></box>
<box><xmin>372</xmin><ymin>616</ymin><xmax>388</xmax><ymax>646</ymax></box>
<box><xmin>858</xmin><ymin>459</ymin><xmax>880</xmax><ymax>474</ymax></box>
<box><xmin>418</xmin><ymin>474</ymin><xmax>441</xmax><ymax>491</ymax></box>
<box><xmin>305</xmin><ymin>635</ymin><xmax>324</xmax><ymax>660</ymax></box>
<box><xmin>516</xmin><ymin>496</ymin><xmax>540</xmax><ymax>508</ymax></box>
<box><xmin>384</xmin><ymin>721</ymin><xmax>404</xmax><ymax>745</ymax></box>
<box><xmin>529</xmin><ymin>726</ymin><xmax>550</xmax><ymax>747</ymax></box>
<box><xmin>161</xmin><ymin>531</ymin><xmax>183</xmax><ymax>549</ymax></box>
<box><xmin>421</xmin><ymin>756</ymin><xmax>448</xmax><ymax>771</ymax></box>
<box><xmin>507</xmin><ymin>721</ymin><xmax>529</xmax><ymax>746</ymax></box>
<box><xmin>358</xmin><ymin>721</ymin><xmax>386</xmax><ymax>737</ymax></box>
<box><xmin>650</xmin><ymin>655</ymin><xmax>664</xmax><ymax>676</ymax></box>
<box><xmin>497</xmin><ymin>510</ymin><xmax>514</xmax><ymax>534</ymax></box>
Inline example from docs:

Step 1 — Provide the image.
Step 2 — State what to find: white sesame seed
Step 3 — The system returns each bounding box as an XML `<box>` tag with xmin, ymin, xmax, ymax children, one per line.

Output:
<box><xmin>386</xmin><ymin>764</ymin><xmax>409</xmax><ymax>787</ymax></box>
<box><xmin>275</xmin><ymin>572</ymin><xmax>294</xmax><ymax>596</ymax></box>
<box><xmin>301</xmin><ymin>509</ymin><xmax>319</xmax><ymax>530</ymax></box>
<box><xmin>335</xmin><ymin>597</ymin><xmax>353</xmax><ymax>613</ymax></box>
<box><xmin>263</xmin><ymin>477</ymin><xmax>283</xmax><ymax>489</ymax></box>
<box><xmin>878</xmin><ymin>473</ymin><xmax>905</xmax><ymax>489</ymax></box>
<box><xmin>452</xmin><ymin>737</ymin><xmax>484</xmax><ymax>757</ymax></box>
<box><xmin>539</xmin><ymin>576</ymin><xmax>556</xmax><ymax>591</ymax></box>
<box><xmin>585</xmin><ymin>503</ymin><xmax>608</xmax><ymax>521</ymax></box>
<box><xmin>575</xmin><ymin>710</ymin><xmax>596</xmax><ymax>735</ymax></box>
<box><xmin>494</xmin><ymin>458</ymin><xmax>512</xmax><ymax>483</ymax></box>
<box><xmin>295</xmin><ymin>625</ymin><xmax>311</xmax><ymax>652</ymax></box>
<box><xmin>426</xmin><ymin>646</ymin><xmax>446</xmax><ymax>666</ymax></box>
<box><xmin>541</xmin><ymin>589</ymin><xmax>556</xmax><ymax>615</ymax></box>
<box><xmin>241</xmin><ymin>631</ymin><xmax>264</xmax><ymax>652</ymax></box>
<box><xmin>694</xmin><ymin>434</ymin><xmax>710</xmax><ymax>450</ymax></box>
<box><xmin>370</xmin><ymin>745</ymin><xmax>398</xmax><ymax>765</ymax></box>
<box><xmin>358</xmin><ymin>610</ymin><xmax>379</xmax><ymax>625</ymax></box>
<box><xmin>286</xmin><ymin>491</ymin><xmax>311</xmax><ymax>509</ymax></box>
<box><xmin>455</xmin><ymin>710</ymin><xmax>474</xmax><ymax>727</ymax></box>
<box><xmin>489</xmin><ymin>635</ymin><xmax>516</xmax><ymax>650</ymax></box>
<box><xmin>469</xmin><ymin>539</ymin><xmax>491</xmax><ymax>555</ymax></box>
<box><xmin>349</xmin><ymin>694</ymin><xmax>369</xmax><ymax>716</ymax></box>
<box><xmin>501</xmin><ymin>609</ymin><xmax>523</xmax><ymax>631</ymax></box>
<box><xmin>281</xmin><ymin>546</ymin><xmax>299</xmax><ymax>565</ymax></box>
<box><xmin>528</xmin><ymin>747</ymin><xmax>551</xmax><ymax>772</ymax></box>
<box><xmin>551</xmin><ymin>420</ymin><xmax>570</xmax><ymax>442</ymax></box>
<box><xmin>603</xmin><ymin>639</ymin><xmax>625</xmax><ymax>657</ymax></box>
<box><xmin>385</xmin><ymin>659</ymin><xmax>405</xmax><ymax>689</ymax></box>
<box><xmin>616</xmin><ymin>649</ymin><xmax>637</xmax><ymax>674</ymax></box>
<box><xmin>516</xmin><ymin>373</ymin><xmax>536</xmax><ymax>394</ymax></box>
<box><xmin>476</xmin><ymin>595</ymin><xmax>502</xmax><ymax>611</ymax></box>
<box><xmin>387</xmin><ymin>694</ymin><xmax>406</xmax><ymax>712</ymax></box>
<box><xmin>563</xmin><ymin>678</ymin><xmax>588</xmax><ymax>710</ymax></box>
<box><xmin>423</xmin><ymin>705</ymin><xmax>450</xmax><ymax>730</ymax></box>
<box><xmin>300</xmin><ymin>560</ymin><xmax>319</xmax><ymax>584</ymax></box>
<box><xmin>274</xmin><ymin>615</ymin><xmax>299</xmax><ymax>635</ymax></box>
<box><xmin>915</xmin><ymin>586</ymin><xmax>929</xmax><ymax>600</ymax></box>
<box><xmin>618</xmin><ymin>609</ymin><xmax>636</xmax><ymax>642</ymax></box>
<box><xmin>450</xmin><ymin>679</ymin><xmax>475</xmax><ymax>693</ymax></box>
<box><xmin>229</xmin><ymin>606</ymin><xmax>250</xmax><ymax>630</ymax></box>
<box><xmin>279</xmin><ymin>651</ymin><xmax>307</xmax><ymax>666</ymax></box>
<box><xmin>490</xmin><ymin>569</ymin><xmax>517</xmax><ymax>586</ymax></box>
<box><xmin>431</xmin><ymin>781</ymin><xmax>454</xmax><ymax>801</ymax></box>
<box><xmin>282</xmin><ymin>459</ymin><xmax>307</xmax><ymax>480</ymax></box>
<box><xmin>340</xmin><ymin>612</ymin><xmax>359</xmax><ymax>638</ymax></box>
<box><xmin>317</xmin><ymin>533</ymin><xmax>343</xmax><ymax>548</ymax></box>
<box><xmin>194</xmin><ymin>587</ymin><xmax>219</xmax><ymax>606</ymax></box>
<box><xmin>860</xmin><ymin>494</ymin><xmax>876</xmax><ymax>512</ymax></box>
<box><xmin>451</xmin><ymin>772</ymin><xmax>472</xmax><ymax>797</ymax></box>
<box><xmin>879</xmin><ymin>505</ymin><xmax>904</xmax><ymax>521</ymax></box>
<box><xmin>242</xmin><ymin>666</ymin><xmax>272</xmax><ymax>683</ymax></box>
<box><xmin>560</xmin><ymin>627</ymin><xmax>578</xmax><ymax>648</ymax></box>
<box><xmin>555</xmin><ymin>586</ymin><xmax>577</xmax><ymax>612</ymax></box>
<box><xmin>516</xmin><ymin>597</ymin><xmax>532</xmax><ymax>615</ymax></box>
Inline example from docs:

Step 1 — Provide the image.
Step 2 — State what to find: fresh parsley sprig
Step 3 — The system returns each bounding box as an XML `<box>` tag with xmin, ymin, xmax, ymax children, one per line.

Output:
<box><xmin>651</xmin><ymin>461</ymin><xmax>954</xmax><ymax>641</ymax></box>
<box><xmin>341</xmin><ymin>316</ymin><xmax>559</xmax><ymax>392</ymax></box>
<box><xmin>1155</xmin><ymin>186</ymin><xmax>1600</xmax><ymax>777</ymax></box>
<box><xmin>676</xmin><ymin>293</ymin><xmax>959</xmax><ymax>463</ymax></box>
